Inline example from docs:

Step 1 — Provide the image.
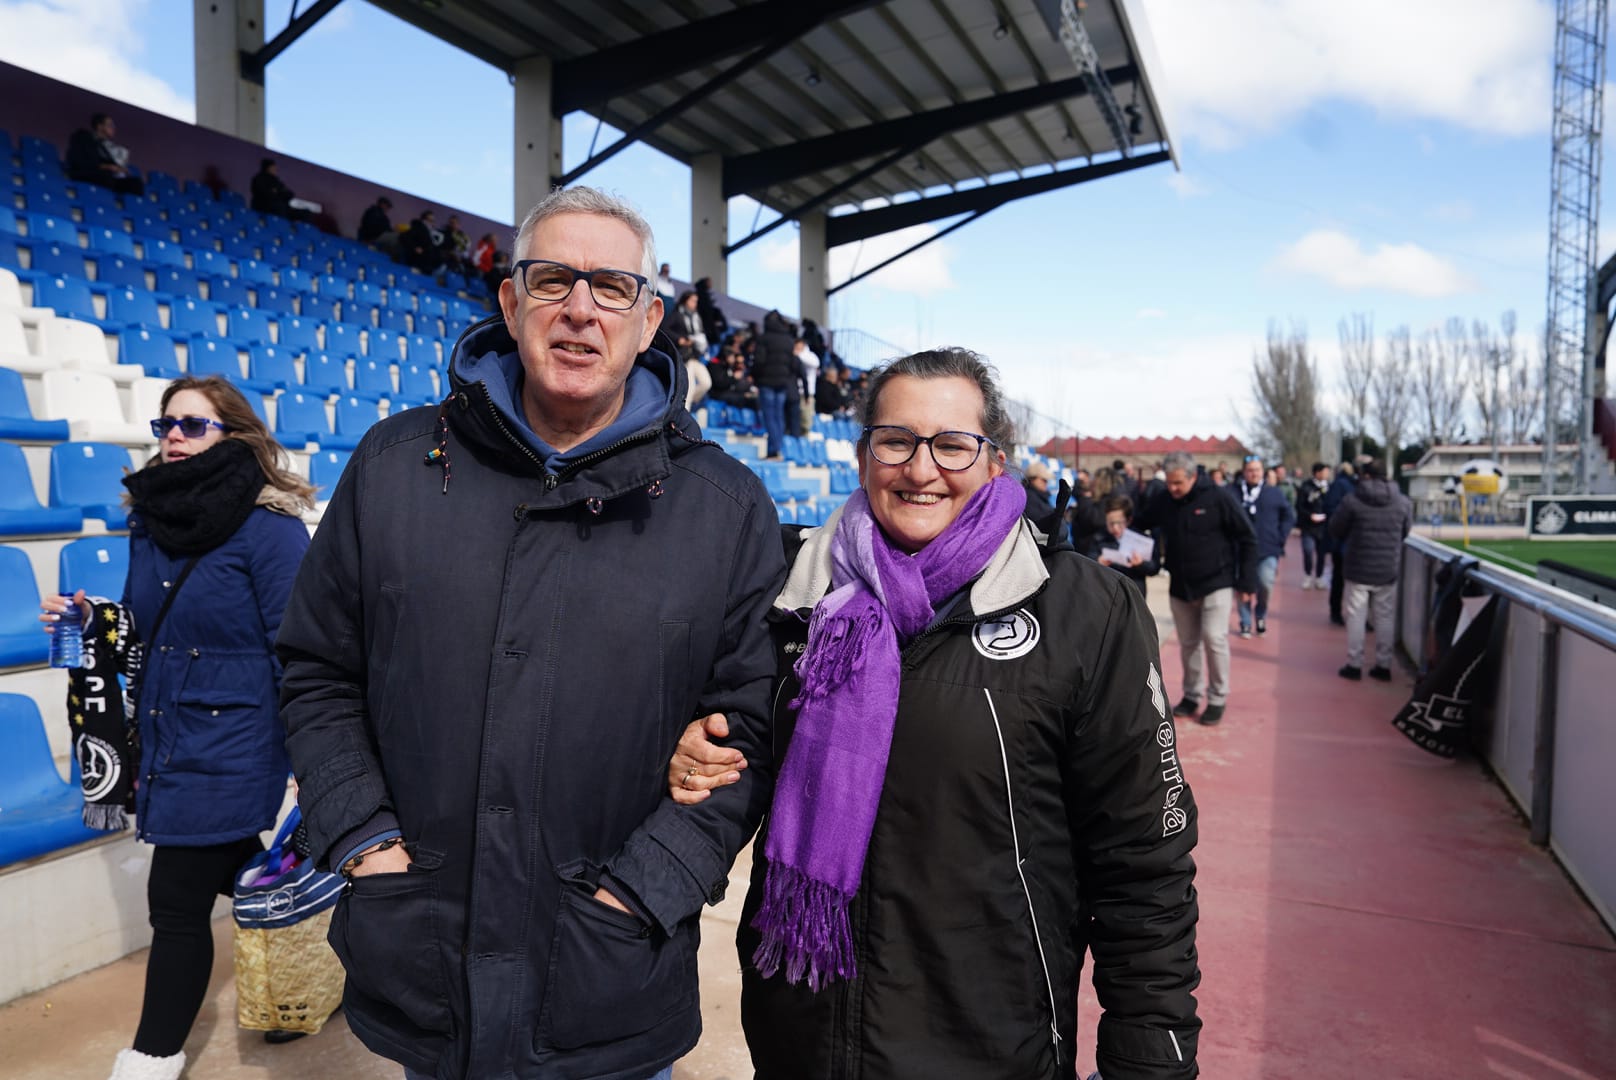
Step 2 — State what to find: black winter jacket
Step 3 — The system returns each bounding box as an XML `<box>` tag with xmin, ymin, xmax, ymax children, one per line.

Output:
<box><xmin>739</xmin><ymin>517</ymin><xmax>1201</xmax><ymax>1080</ymax></box>
<box><xmin>752</xmin><ymin>313</ymin><xmax>799</xmax><ymax>389</ymax></box>
<box><xmin>1134</xmin><ymin>475</ymin><xmax>1258</xmax><ymax>600</ymax></box>
<box><xmin>1295</xmin><ymin>478</ymin><xmax>1329</xmax><ymax>535</ymax></box>
<box><xmin>278</xmin><ymin>318</ymin><xmax>786</xmax><ymax>1080</ymax></box>
<box><xmin>1327</xmin><ymin>476</ymin><xmax>1412</xmax><ymax>586</ymax></box>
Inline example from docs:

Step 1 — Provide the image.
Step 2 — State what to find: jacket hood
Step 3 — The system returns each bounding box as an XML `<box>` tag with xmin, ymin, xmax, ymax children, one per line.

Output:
<box><xmin>776</xmin><ymin>505</ymin><xmax>1050</xmax><ymax>616</ymax></box>
<box><xmin>1355</xmin><ymin>476</ymin><xmax>1396</xmax><ymax>506</ymax></box>
<box><xmin>446</xmin><ymin>314</ymin><xmax>697</xmax><ymax>470</ymax></box>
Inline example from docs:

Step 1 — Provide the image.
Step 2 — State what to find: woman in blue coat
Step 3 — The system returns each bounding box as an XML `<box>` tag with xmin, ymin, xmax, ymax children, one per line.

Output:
<box><xmin>43</xmin><ymin>375</ymin><xmax>314</xmax><ymax>1080</ymax></box>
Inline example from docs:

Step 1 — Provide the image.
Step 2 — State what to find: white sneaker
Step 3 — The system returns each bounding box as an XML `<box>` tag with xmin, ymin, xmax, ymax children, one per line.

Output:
<box><xmin>1300</xmin><ymin>577</ymin><xmax>1313</xmax><ymax>590</ymax></box>
<box><xmin>109</xmin><ymin>1048</ymin><xmax>186</xmax><ymax>1080</ymax></box>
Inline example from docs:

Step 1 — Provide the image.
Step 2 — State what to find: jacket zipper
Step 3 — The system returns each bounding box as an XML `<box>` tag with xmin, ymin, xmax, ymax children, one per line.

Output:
<box><xmin>982</xmin><ymin>687</ymin><xmax>1063</xmax><ymax>1066</ymax></box>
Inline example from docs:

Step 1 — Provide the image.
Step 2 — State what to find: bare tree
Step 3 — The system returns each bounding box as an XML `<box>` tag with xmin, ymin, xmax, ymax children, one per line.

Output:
<box><xmin>1414</xmin><ymin>326</ymin><xmax>1467</xmax><ymax>447</ymax></box>
<box><xmin>1373</xmin><ymin>327</ymin><xmax>1416</xmax><ymax>479</ymax></box>
<box><xmin>1250</xmin><ymin>323</ymin><xmax>1324</xmax><ymax>468</ymax></box>
<box><xmin>1499</xmin><ymin>312</ymin><xmax>1542</xmax><ymax>444</ymax></box>
<box><xmin>1338</xmin><ymin>313</ymin><xmax>1376</xmax><ymax>461</ymax></box>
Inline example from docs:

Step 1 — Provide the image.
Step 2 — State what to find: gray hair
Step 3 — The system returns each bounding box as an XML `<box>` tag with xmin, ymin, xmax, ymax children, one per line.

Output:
<box><xmin>512</xmin><ymin>187</ymin><xmax>659</xmax><ymax>303</ymax></box>
<box><xmin>1162</xmin><ymin>451</ymin><xmax>1197</xmax><ymax>476</ymax></box>
<box><xmin>859</xmin><ymin>347</ymin><xmax>1016</xmax><ymax>454</ymax></box>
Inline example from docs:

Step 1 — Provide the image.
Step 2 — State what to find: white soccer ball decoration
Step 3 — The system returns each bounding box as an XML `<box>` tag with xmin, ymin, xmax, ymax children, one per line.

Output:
<box><xmin>1441</xmin><ymin>458</ymin><xmax>1507</xmax><ymax>495</ymax></box>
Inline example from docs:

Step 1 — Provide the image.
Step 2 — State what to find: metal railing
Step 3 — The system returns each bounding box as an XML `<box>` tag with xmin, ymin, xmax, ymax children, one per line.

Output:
<box><xmin>1397</xmin><ymin>534</ymin><xmax>1616</xmax><ymax>935</ymax></box>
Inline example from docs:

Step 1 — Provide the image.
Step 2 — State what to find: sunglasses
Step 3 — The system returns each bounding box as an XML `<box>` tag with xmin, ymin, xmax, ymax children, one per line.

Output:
<box><xmin>151</xmin><ymin>415</ymin><xmax>229</xmax><ymax>439</ymax></box>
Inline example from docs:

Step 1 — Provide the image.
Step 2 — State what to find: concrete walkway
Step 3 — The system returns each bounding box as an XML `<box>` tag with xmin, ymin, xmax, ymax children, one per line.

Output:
<box><xmin>4</xmin><ymin>546</ymin><xmax>1613</xmax><ymax>1078</ymax></box>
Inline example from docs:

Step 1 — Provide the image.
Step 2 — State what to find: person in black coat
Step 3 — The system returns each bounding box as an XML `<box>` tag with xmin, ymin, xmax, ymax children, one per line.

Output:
<box><xmin>66</xmin><ymin>113</ymin><xmax>144</xmax><ymax>196</ymax></box>
<box><xmin>694</xmin><ymin>277</ymin><xmax>729</xmax><ymax>342</ymax></box>
<box><xmin>402</xmin><ymin>210</ymin><xmax>444</xmax><ymax>274</ymax></box>
<box><xmin>751</xmin><ymin>311</ymin><xmax>799</xmax><ymax>459</ymax></box>
<box><xmin>1295</xmin><ymin>462</ymin><xmax>1332</xmax><ymax>591</ymax></box>
<box><xmin>1096</xmin><ymin>492</ymin><xmax>1162</xmax><ymax>595</ymax></box>
<box><xmin>1321</xmin><ymin>461</ymin><xmax>1358</xmax><ymax>625</ymax></box>
<box><xmin>250</xmin><ymin>158</ymin><xmax>296</xmax><ymax>217</ymax></box>
<box><xmin>358</xmin><ymin>196</ymin><xmax>394</xmax><ymax>245</ymax></box>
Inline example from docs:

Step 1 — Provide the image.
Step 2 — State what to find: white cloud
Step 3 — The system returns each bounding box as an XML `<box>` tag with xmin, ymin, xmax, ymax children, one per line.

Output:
<box><xmin>1274</xmin><ymin>228</ymin><xmax>1475</xmax><ymax>297</ymax></box>
<box><xmin>1430</xmin><ymin>199</ymin><xmax>1474</xmax><ymax>223</ymax></box>
<box><xmin>1141</xmin><ymin>0</ymin><xmax>1552</xmax><ymax>147</ymax></box>
<box><xmin>757</xmin><ymin>224</ymin><xmax>956</xmax><ymax>295</ymax></box>
<box><xmin>1136</xmin><ymin>307</ymin><xmax>1168</xmax><ymax>319</ymax></box>
<box><xmin>1164</xmin><ymin>172</ymin><xmax>1207</xmax><ymax>198</ymax></box>
<box><xmin>0</xmin><ymin>0</ymin><xmax>193</xmax><ymax>121</ymax></box>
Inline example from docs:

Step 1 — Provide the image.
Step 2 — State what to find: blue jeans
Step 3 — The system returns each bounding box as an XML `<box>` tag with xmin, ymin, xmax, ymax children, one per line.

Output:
<box><xmin>1300</xmin><ymin>531</ymin><xmax>1324</xmax><ymax>577</ymax></box>
<box><xmin>758</xmin><ymin>385</ymin><xmax>789</xmax><ymax>458</ymax></box>
<box><xmin>1238</xmin><ymin>555</ymin><xmax>1280</xmax><ymax>628</ymax></box>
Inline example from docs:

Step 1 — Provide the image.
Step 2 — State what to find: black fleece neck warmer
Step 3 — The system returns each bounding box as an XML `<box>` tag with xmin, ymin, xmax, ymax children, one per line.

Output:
<box><xmin>122</xmin><ymin>437</ymin><xmax>267</xmax><ymax>556</ymax></box>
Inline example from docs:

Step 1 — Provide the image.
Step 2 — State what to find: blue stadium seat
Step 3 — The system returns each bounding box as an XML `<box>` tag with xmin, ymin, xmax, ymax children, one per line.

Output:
<box><xmin>25</xmin><ymin>212</ymin><xmax>77</xmax><ymax>247</ymax></box>
<box><xmin>218</xmin><ymin>234</ymin><xmax>257</xmax><ymax>261</ymax></box>
<box><xmin>377</xmin><ymin>307</ymin><xmax>412</xmax><ymax>334</ymax></box>
<box><xmin>351</xmin><ymin>358</ymin><xmax>394</xmax><ymax>401</ymax></box>
<box><xmin>368</xmin><ymin>327</ymin><xmax>398</xmax><ymax>361</ymax></box>
<box><xmin>33</xmin><ymin>275</ymin><xmax>119</xmax><ymax>331</ymax></box>
<box><xmin>78</xmin><ymin>203</ymin><xmax>128</xmax><ymax>232</ymax></box>
<box><xmin>383</xmin><ymin>287</ymin><xmax>415</xmax><ymax>312</ymax></box>
<box><xmin>274</xmin><ymin>390</ymin><xmax>333</xmax><ymax>448</ymax></box>
<box><xmin>184</xmin><ymin>335</ymin><xmax>251</xmax><ymax>387</ymax></box>
<box><xmin>140</xmin><ymin>237</ymin><xmax>186</xmax><ymax>269</ymax></box>
<box><xmin>276</xmin><ymin>315</ymin><xmax>320</xmax><ymax>354</ymax></box>
<box><xmin>127</xmin><ymin>209</ymin><xmax>169</xmax><ymax>242</ymax></box>
<box><xmin>353</xmin><ymin>280</ymin><xmax>382</xmax><ymax>307</ymax></box>
<box><xmin>207</xmin><ymin>275</ymin><xmax>249</xmax><ymax>309</ymax></box>
<box><xmin>89</xmin><ymin>254</ymin><xmax>147</xmax><ymax>292</ymax></box>
<box><xmin>27</xmin><ymin>242</ymin><xmax>92</xmax><ymax>282</ymax></box>
<box><xmin>403</xmin><ymin>333</ymin><xmax>439</xmax><ymax>367</ymax></box>
<box><xmin>59</xmin><ymin>535</ymin><xmax>129</xmax><ymax>600</ymax></box>
<box><xmin>0</xmin><ymin>694</ymin><xmax>106</xmax><ymax>866</ymax></box>
<box><xmin>21</xmin><ymin>188</ymin><xmax>70</xmax><ymax>216</ymax></box>
<box><xmin>150</xmin><ymin>266</ymin><xmax>205</xmax><ymax>299</ymax></box>
<box><xmin>167</xmin><ymin>297</ymin><xmax>221</xmax><ymax>338</ymax></box>
<box><xmin>118</xmin><ymin>328</ymin><xmax>183</xmax><ymax>380</ymax></box>
<box><xmin>144</xmin><ymin>170</ymin><xmax>179</xmax><ymax>199</ymax></box>
<box><xmin>49</xmin><ymin>442</ymin><xmax>132</xmax><ymax>528</ymax></box>
<box><xmin>253</xmin><ymin>285</ymin><xmax>298</xmax><ymax>315</ymax></box>
<box><xmin>0</xmin><ymin>367</ymin><xmax>70</xmax><ymax>441</ymax></box>
<box><xmin>104</xmin><ymin>287</ymin><xmax>166</xmax><ymax>333</ymax></box>
<box><xmin>301</xmin><ymin>352</ymin><xmax>349</xmax><ymax>396</ymax></box>
<box><xmin>307</xmin><ymin>448</ymin><xmax>352</xmax><ymax>501</ymax></box>
<box><xmin>279</xmin><ymin>266</ymin><xmax>312</xmax><ymax>294</ymax></box>
<box><xmin>329</xmin><ymin>395</ymin><xmax>379</xmax><ymax>450</ymax></box>
<box><xmin>397</xmin><ymin>362</ymin><xmax>438</xmax><ymax>405</ymax></box>
<box><xmin>0</xmin><ymin>207</ymin><xmax>19</xmax><ymax>235</ymax></box>
<box><xmin>337</xmin><ymin>303</ymin><xmax>375</xmax><ymax>329</ymax></box>
<box><xmin>83</xmin><ymin>226</ymin><xmax>136</xmax><ymax>258</ymax></box>
<box><xmin>0</xmin><ymin>442</ymin><xmax>84</xmax><ymax>537</ymax></box>
<box><xmin>0</xmin><ymin>234</ymin><xmax>29</xmax><ymax>273</ymax></box>
<box><xmin>247</xmin><ymin>344</ymin><xmax>298</xmax><ymax>391</ymax></box>
<box><xmin>190</xmin><ymin>248</ymin><xmax>227</xmax><ymax>279</ymax></box>
<box><xmin>226</xmin><ymin>305</ymin><xmax>275</xmax><ymax>345</ymax></box>
<box><xmin>316</xmin><ymin>273</ymin><xmax>351</xmax><ymax>300</ymax></box>
<box><xmin>325</xmin><ymin>322</ymin><xmax>360</xmax><ymax>357</ymax></box>
<box><xmin>238</xmin><ymin>259</ymin><xmax>275</xmax><ymax>287</ymax></box>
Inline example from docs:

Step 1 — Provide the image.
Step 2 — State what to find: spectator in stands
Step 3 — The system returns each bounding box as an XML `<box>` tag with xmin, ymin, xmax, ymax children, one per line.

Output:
<box><xmin>662</xmin><ymin>289</ymin><xmax>708</xmax><ymax>362</ymax></box>
<box><xmin>66</xmin><ymin>112</ymin><xmax>143</xmax><ymax>196</ymax></box>
<box><xmin>710</xmin><ymin>348</ymin><xmax>757</xmax><ymax>408</ymax></box>
<box><xmin>1134</xmin><ymin>451</ymin><xmax>1258</xmax><ymax>726</ymax></box>
<box><xmin>358</xmin><ymin>196</ymin><xmax>394</xmax><ymax>246</ymax></box>
<box><xmin>277</xmin><ymin>186</ymin><xmax>784</xmax><ymax>1080</ymax></box>
<box><xmin>800</xmin><ymin>317</ymin><xmax>832</xmax><ymax>370</ymax></box>
<box><xmin>794</xmin><ymin>337</ymin><xmax>820</xmax><ymax>432</ymax></box>
<box><xmin>1322</xmin><ymin>460</ymin><xmax>1358</xmax><ymax>625</ymax></box>
<box><xmin>1329</xmin><ymin>458</ymin><xmax>1412</xmax><ymax>681</ymax></box>
<box><xmin>1097</xmin><ymin>492</ymin><xmax>1161</xmax><ymax>596</ymax></box>
<box><xmin>670</xmin><ymin>347</ymin><xmax>1201</xmax><ymax>1080</ymax></box>
<box><xmin>752</xmin><ymin>310</ymin><xmax>799</xmax><ymax>459</ymax></box>
<box><xmin>482</xmin><ymin>249</ymin><xmax>510</xmax><ymax>296</ymax></box>
<box><xmin>42</xmin><ymin>375</ymin><xmax>315</xmax><ymax>1080</ymax></box>
<box><xmin>442</xmin><ymin>213</ymin><xmax>470</xmax><ymax>266</ymax></box>
<box><xmin>1296</xmin><ymin>462</ymin><xmax>1332</xmax><ymax>590</ymax></box>
<box><xmin>250</xmin><ymin>158</ymin><xmax>296</xmax><ymax>218</ymax></box>
<box><xmin>656</xmin><ymin>262</ymin><xmax>677</xmax><ymax>303</ymax></box>
<box><xmin>695</xmin><ymin>276</ymin><xmax>730</xmax><ymax>341</ymax></box>
<box><xmin>814</xmin><ymin>364</ymin><xmax>850</xmax><ymax>417</ymax></box>
<box><xmin>1231</xmin><ymin>454</ymin><xmax>1296</xmax><ymax>638</ymax></box>
<box><xmin>473</xmin><ymin>232</ymin><xmax>497</xmax><ymax>275</ymax></box>
<box><xmin>402</xmin><ymin>209</ymin><xmax>444</xmax><ymax>275</ymax></box>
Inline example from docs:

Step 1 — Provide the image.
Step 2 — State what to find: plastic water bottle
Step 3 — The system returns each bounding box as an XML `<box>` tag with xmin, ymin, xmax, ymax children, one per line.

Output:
<box><xmin>49</xmin><ymin>595</ymin><xmax>84</xmax><ymax>669</ymax></box>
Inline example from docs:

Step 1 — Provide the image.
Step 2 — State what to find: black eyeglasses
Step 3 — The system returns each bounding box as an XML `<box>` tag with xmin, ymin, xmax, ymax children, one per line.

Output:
<box><xmin>151</xmin><ymin>416</ymin><xmax>228</xmax><ymax>439</ymax></box>
<box><xmin>862</xmin><ymin>425</ymin><xmax>997</xmax><ymax>472</ymax></box>
<box><xmin>510</xmin><ymin>259</ymin><xmax>648</xmax><ymax>311</ymax></box>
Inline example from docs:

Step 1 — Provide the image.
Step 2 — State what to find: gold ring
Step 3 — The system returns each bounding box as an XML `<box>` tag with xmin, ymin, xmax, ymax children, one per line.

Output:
<box><xmin>682</xmin><ymin>766</ymin><xmax>697</xmax><ymax>789</ymax></box>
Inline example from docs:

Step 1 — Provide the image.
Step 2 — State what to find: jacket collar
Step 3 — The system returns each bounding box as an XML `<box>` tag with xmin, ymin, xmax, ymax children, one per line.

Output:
<box><xmin>776</xmin><ymin>504</ymin><xmax>1050</xmax><ymax>617</ymax></box>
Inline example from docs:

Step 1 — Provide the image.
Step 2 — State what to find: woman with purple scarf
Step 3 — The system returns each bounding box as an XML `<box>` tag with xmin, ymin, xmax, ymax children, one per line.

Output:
<box><xmin>671</xmin><ymin>349</ymin><xmax>1202</xmax><ymax>1079</ymax></box>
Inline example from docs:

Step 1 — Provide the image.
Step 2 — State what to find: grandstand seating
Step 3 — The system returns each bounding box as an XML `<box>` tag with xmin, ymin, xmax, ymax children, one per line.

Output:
<box><xmin>0</xmin><ymin>366</ymin><xmax>68</xmax><ymax>441</ymax></box>
<box><xmin>49</xmin><ymin>443</ymin><xmax>133</xmax><ymax>529</ymax></box>
<box><xmin>0</xmin><ymin>693</ymin><xmax>105</xmax><ymax>866</ymax></box>
<box><xmin>59</xmin><ymin>536</ymin><xmax>129</xmax><ymax>601</ymax></box>
<box><xmin>0</xmin><ymin>441</ymin><xmax>83</xmax><ymax>536</ymax></box>
<box><xmin>308</xmin><ymin>448</ymin><xmax>352</xmax><ymax>501</ymax></box>
<box><xmin>0</xmin><ymin>547</ymin><xmax>49</xmax><ymax>667</ymax></box>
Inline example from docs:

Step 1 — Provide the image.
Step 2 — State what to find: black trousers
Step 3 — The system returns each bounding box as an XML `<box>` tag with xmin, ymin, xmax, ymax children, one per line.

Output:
<box><xmin>132</xmin><ymin>837</ymin><xmax>263</xmax><ymax>1057</ymax></box>
<box><xmin>1329</xmin><ymin>550</ymin><xmax>1347</xmax><ymax>620</ymax></box>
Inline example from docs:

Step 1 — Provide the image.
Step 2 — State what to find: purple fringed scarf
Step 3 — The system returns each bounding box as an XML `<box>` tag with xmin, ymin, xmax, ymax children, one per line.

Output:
<box><xmin>752</xmin><ymin>473</ymin><xmax>1028</xmax><ymax>989</ymax></box>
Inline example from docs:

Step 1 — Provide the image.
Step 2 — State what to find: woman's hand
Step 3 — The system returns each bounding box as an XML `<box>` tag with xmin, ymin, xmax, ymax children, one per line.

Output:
<box><xmin>668</xmin><ymin>713</ymin><xmax>747</xmax><ymax>805</ymax></box>
<box><xmin>39</xmin><ymin>589</ymin><xmax>90</xmax><ymax>633</ymax></box>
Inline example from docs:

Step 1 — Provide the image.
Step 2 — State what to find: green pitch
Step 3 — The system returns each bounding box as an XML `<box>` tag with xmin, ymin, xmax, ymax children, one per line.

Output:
<box><xmin>1439</xmin><ymin>538</ymin><xmax>1616</xmax><ymax>579</ymax></box>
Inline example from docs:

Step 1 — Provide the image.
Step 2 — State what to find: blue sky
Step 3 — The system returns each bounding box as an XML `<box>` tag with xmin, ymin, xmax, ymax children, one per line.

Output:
<box><xmin>0</xmin><ymin>0</ymin><xmax>1587</xmax><ymax>443</ymax></box>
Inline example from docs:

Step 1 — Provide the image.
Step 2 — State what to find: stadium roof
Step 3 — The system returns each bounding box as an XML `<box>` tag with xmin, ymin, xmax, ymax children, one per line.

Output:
<box><xmin>360</xmin><ymin>0</ymin><xmax>1177</xmax><ymax>244</ymax></box>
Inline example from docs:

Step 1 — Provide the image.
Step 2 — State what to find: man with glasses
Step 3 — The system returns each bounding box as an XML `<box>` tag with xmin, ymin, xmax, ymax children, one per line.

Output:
<box><xmin>278</xmin><ymin>187</ymin><xmax>786</xmax><ymax>1080</ymax></box>
<box><xmin>1134</xmin><ymin>451</ymin><xmax>1258</xmax><ymax>726</ymax></box>
<box><xmin>1231</xmin><ymin>454</ymin><xmax>1296</xmax><ymax>638</ymax></box>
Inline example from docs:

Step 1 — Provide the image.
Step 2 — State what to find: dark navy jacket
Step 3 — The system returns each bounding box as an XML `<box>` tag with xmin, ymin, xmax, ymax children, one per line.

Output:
<box><xmin>128</xmin><ymin>505</ymin><xmax>308</xmax><ymax>845</ymax></box>
<box><xmin>278</xmin><ymin>318</ymin><xmax>785</xmax><ymax>1080</ymax></box>
<box><xmin>1230</xmin><ymin>480</ymin><xmax>1297</xmax><ymax>560</ymax></box>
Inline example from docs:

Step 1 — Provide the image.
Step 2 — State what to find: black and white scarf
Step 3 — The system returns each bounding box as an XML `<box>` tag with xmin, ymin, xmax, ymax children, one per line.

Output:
<box><xmin>67</xmin><ymin>600</ymin><xmax>142</xmax><ymax>831</ymax></box>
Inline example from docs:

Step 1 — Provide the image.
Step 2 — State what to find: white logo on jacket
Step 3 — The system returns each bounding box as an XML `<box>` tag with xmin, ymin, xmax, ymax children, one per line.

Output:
<box><xmin>971</xmin><ymin>609</ymin><xmax>1041</xmax><ymax>660</ymax></box>
<box><xmin>1147</xmin><ymin>664</ymin><xmax>1167</xmax><ymax>720</ymax></box>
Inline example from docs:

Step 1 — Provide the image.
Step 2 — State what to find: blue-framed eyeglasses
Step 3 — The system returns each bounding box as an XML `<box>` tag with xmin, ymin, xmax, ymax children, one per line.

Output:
<box><xmin>861</xmin><ymin>425</ymin><xmax>997</xmax><ymax>471</ymax></box>
<box><xmin>511</xmin><ymin>259</ymin><xmax>648</xmax><ymax>310</ymax></box>
<box><xmin>151</xmin><ymin>416</ymin><xmax>228</xmax><ymax>439</ymax></box>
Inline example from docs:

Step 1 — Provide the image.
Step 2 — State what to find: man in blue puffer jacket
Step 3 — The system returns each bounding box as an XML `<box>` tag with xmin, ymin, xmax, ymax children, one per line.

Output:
<box><xmin>279</xmin><ymin>188</ymin><xmax>785</xmax><ymax>1080</ymax></box>
<box><xmin>1229</xmin><ymin>455</ymin><xmax>1296</xmax><ymax>638</ymax></box>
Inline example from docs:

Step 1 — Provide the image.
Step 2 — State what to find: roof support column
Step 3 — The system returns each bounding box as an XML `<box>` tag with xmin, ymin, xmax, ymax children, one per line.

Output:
<box><xmin>194</xmin><ymin>0</ymin><xmax>265</xmax><ymax>143</ymax></box>
<box><xmin>691</xmin><ymin>154</ymin><xmax>727</xmax><ymax>292</ymax></box>
<box><xmin>799</xmin><ymin>210</ymin><xmax>828</xmax><ymax>328</ymax></box>
<box><xmin>514</xmin><ymin>56</ymin><xmax>561</xmax><ymax>224</ymax></box>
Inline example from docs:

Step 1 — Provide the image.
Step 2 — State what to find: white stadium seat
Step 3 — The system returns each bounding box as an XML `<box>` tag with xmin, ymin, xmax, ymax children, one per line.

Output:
<box><xmin>39</xmin><ymin>369</ymin><xmax>156</xmax><ymax>444</ymax></box>
<box><xmin>41</xmin><ymin>319</ymin><xmax>144</xmax><ymax>386</ymax></box>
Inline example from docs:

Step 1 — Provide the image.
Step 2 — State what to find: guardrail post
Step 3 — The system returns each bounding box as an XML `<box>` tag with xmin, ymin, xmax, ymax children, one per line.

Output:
<box><xmin>1529</xmin><ymin>619</ymin><xmax>1561</xmax><ymax>847</ymax></box>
